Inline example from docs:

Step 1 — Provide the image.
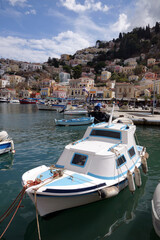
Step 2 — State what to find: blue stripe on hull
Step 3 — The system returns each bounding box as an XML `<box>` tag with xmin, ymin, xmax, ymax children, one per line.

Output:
<box><xmin>0</xmin><ymin>142</ymin><xmax>11</xmax><ymax>150</ymax></box>
<box><xmin>43</xmin><ymin>182</ymin><xmax>106</xmax><ymax>194</ymax></box>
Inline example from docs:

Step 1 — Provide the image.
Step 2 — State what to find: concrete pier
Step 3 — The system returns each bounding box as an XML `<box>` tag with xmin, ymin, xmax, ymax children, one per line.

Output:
<box><xmin>112</xmin><ymin>111</ymin><xmax>160</xmax><ymax>126</ymax></box>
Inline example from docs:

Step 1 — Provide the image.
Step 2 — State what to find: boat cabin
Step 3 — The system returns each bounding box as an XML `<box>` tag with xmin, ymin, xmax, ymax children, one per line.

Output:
<box><xmin>56</xmin><ymin>121</ymin><xmax>140</xmax><ymax>185</ymax></box>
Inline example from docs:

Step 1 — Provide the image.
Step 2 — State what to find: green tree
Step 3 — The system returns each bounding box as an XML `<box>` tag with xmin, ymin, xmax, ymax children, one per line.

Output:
<box><xmin>94</xmin><ymin>61</ymin><xmax>106</xmax><ymax>74</ymax></box>
<box><xmin>134</xmin><ymin>65</ymin><xmax>143</xmax><ymax>75</ymax></box>
<box><xmin>63</xmin><ymin>65</ymin><xmax>71</xmax><ymax>74</ymax></box>
<box><xmin>72</xmin><ymin>65</ymin><xmax>82</xmax><ymax>79</ymax></box>
<box><xmin>155</xmin><ymin>22</ymin><xmax>160</xmax><ymax>34</ymax></box>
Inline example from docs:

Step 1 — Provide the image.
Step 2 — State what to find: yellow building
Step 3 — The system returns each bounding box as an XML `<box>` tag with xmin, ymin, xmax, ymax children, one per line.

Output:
<box><xmin>101</xmin><ymin>71</ymin><xmax>111</xmax><ymax>81</ymax></box>
<box><xmin>40</xmin><ymin>87</ymin><xmax>50</xmax><ymax>98</ymax></box>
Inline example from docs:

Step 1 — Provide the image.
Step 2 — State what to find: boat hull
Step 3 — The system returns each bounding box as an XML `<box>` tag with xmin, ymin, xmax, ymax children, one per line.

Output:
<box><xmin>25</xmin><ymin>174</ymin><xmax>129</xmax><ymax>217</ymax></box>
<box><xmin>37</xmin><ymin>103</ymin><xmax>65</xmax><ymax>111</ymax></box>
<box><xmin>64</xmin><ymin>110</ymin><xmax>88</xmax><ymax>115</ymax></box>
<box><xmin>55</xmin><ymin>117</ymin><xmax>94</xmax><ymax>126</ymax></box>
<box><xmin>28</xmin><ymin>190</ymin><xmax>100</xmax><ymax>216</ymax></box>
<box><xmin>0</xmin><ymin>141</ymin><xmax>12</xmax><ymax>155</ymax></box>
<box><xmin>151</xmin><ymin>183</ymin><xmax>160</xmax><ymax>237</ymax></box>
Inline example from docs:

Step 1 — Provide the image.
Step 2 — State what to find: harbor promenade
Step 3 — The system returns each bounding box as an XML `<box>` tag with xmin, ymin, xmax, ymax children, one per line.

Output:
<box><xmin>112</xmin><ymin>110</ymin><xmax>160</xmax><ymax>126</ymax></box>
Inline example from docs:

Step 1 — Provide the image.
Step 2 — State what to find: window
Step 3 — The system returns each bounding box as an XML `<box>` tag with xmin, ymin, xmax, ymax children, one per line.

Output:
<box><xmin>128</xmin><ymin>147</ymin><xmax>135</xmax><ymax>158</ymax></box>
<box><xmin>116</xmin><ymin>155</ymin><xmax>126</xmax><ymax>167</ymax></box>
<box><xmin>90</xmin><ymin>129</ymin><xmax>121</xmax><ymax>140</ymax></box>
<box><xmin>71</xmin><ymin>153</ymin><xmax>88</xmax><ymax>167</ymax></box>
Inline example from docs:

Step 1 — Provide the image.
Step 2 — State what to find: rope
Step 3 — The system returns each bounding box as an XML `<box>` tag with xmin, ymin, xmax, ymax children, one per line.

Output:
<box><xmin>0</xmin><ymin>187</ymin><xmax>26</xmax><ymax>239</ymax></box>
<box><xmin>34</xmin><ymin>191</ymin><xmax>41</xmax><ymax>240</ymax></box>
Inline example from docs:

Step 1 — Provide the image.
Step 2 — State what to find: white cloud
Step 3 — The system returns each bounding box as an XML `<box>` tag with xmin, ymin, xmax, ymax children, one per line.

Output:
<box><xmin>8</xmin><ymin>0</ymin><xmax>27</xmax><ymax>6</ymax></box>
<box><xmin>0</xmin><ymin>32</ymin><xmax>90</xmax><ymax>62</ymax></box>
<box><xmin>111</xmin><ymin>13</ymin><xmax>130</xmax><ymax>33</ymax></box>
<box><xmin>60</xmin><ymin>0</ymin><xmax>109</xmax><ymax>13</ymax></box>
<box><xmin>130</xmin><ymin>0</ymin><xmax>160</xmax><ymax>29</ymax></box>
<box><xmin>25</xmin><ymin>9</ymin><xmax>36</xmax><ymax>15</ymax></box>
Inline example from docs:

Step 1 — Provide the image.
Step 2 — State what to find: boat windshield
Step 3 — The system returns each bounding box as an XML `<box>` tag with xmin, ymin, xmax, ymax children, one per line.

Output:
<box><xmin>90</xmin><ymin>129</ymin><xmax>121</xmax><ymax>140</ymax></box>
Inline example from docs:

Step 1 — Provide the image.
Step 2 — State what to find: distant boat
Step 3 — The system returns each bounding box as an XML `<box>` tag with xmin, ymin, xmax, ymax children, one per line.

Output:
<box><xmin>0</xmin><ymin>97</ymin><xmax>9</xmax><ymax>103</ymax></box>
<box><xmin>64</xmin><ymin>107</ymin><xmax>88</xmax><ymax>115</ymax></box>
<box><xmin>19</xmin><ymin>98</ymin><xmax>37</xmax><ymax>104</ymax></box>
<box><xmin>0</xmin><ymin>131</ymin><xmax>15</xmax><ymax>155</ymax></box>
<box><xmin>55</xmin><ymin>117</ymin><xmax>94</xmax><ymax>126</ymax></box>
<box><xmin>37</xmin><ymin>98</ymin><xmax>67</xmax><ymax>111</ymax></box>
<box><xmin>9</xmin><ymin>99</ymin><xmax>20</xmax><ymax>104</ymax></box>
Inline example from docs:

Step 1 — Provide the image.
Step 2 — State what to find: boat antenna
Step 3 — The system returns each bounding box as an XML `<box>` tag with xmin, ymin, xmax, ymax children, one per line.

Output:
<box><xmin>108</xmin><ymin>104</ymin><xmax>115</xmax><ymax>126</ymax></box>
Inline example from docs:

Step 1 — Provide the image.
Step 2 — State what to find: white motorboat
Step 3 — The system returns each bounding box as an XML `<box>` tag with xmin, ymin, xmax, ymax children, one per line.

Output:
<box><xmin>64</xmin><ymin>107</ymin><xmax>88</xmax><ymax>115</ymax></box>
<box><xmin>55</xmin><ymin>117</ymin><xmax>94</xmax><ymax>126</ymax></box>
<box><xmin>0</xmin><ymin>131</ymin><xmax>15</xmax><ymax>155</ymax></box>
<box><xmin>9</xmin><ymin>99</ymin><xmax>20</xmax><ymax>104</ymax></box>
<box><xmin>37</xmin><ymin>99</ymin><xmax>66</xmax><ymax>111</ymax></box>
<box><xmin>0</xmin><ymin>97</ymin><xmax>8</xmax><ymax>103</ymax></box>
<box><xmin>151</xmin><ymin>183</ymin><xmax>160</xmax><ymax>237</ymax></box>
<box><xmin>22</xmin><ymin>113</ymin><xmax>149</xmax><ymax>217</ymax></box>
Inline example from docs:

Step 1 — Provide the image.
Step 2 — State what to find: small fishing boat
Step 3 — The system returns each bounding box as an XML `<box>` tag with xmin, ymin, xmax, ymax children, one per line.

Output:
<box><xmin>0</xmin><ymin>131</ymin><xmax>15</xmax><ymax>155</ymax></box>
<box><xmin>64</xmin><ymin>108</ymin><xmax>88</xmax><ymax>115</ymax></box>
<box><xmin>9</xmin><ymin>99</ymin><xmax>20</xmax><ymax>104</ymax></box>
<box><xmin>37</xmin><ymin>98</ymin><xmax>67</xmax><ymax>111</ymax></box>
<box><xmin>19</xmin><ymin>98</ymin><xmax>37</xmax><ymax>104</ymax></box>
<box><xmin>0</xmin><ymin>97</ymin><xmax>9</xmax><ymax>103</ymax></box>
<box><xmin>55</xmin><ymin>117</ymin><xmax>94</xmax><ymax>126</ymax></box>
<box><xmin>151</xmin><ymin>183</ymin><xmax>160</xmax><ymax>237</ymax></box>
<box><xmin>22</xmin><ymin>109</ymin><xmax>149</xmax><ymax>217</ymax></box>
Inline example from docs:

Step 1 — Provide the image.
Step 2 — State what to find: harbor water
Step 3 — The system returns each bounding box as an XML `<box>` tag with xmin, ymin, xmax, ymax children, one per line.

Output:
<box><xmin>0</xmin><ymin>103</ymin><xmax>160</xmax><ymax>240</ymax></box>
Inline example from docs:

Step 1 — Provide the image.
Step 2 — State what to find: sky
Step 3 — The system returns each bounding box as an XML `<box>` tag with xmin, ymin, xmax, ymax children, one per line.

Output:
<box><xmin>0</xmin><ymin>0</ymin><xmax>160</xmax><ymax>63</ymax></box>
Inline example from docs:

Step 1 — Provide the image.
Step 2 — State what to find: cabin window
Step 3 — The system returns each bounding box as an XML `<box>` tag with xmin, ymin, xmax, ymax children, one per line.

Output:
<box><xmin>71</xmin><ymin>153</ymin><xmax>88</xmax><ymax>167</ymax></box>
<box><xmin>90</xmin><ymin>129</ymin><xmax>121</xmax><ymax>140</ymax></box>
<box><xmin>116</xmin><ymin>155</ymin><xmax>126</xmax><ymax>168</ymax></box>
<box><xmin>128</xmin><ymin>146</ymin><xmax>136</xmax><ymax>158</ymax></box>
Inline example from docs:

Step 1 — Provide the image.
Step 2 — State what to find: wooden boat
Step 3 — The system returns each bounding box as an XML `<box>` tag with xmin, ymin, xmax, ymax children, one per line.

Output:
<box><xmin>22</xmin><ymin>109</ymin><xmax>149</xmax><ymax>217</ymax></box>
<box><xmin>55</xmin><ymin>117</ymin><xmax>94</xmax><ymax>126</ymax></box>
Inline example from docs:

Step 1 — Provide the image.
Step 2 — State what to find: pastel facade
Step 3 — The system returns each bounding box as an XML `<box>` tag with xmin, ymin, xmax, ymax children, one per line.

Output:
<box><xmin>115</xmin><ymin>83</ymin><xmax>135</xmax><ymax>99</ymax></box>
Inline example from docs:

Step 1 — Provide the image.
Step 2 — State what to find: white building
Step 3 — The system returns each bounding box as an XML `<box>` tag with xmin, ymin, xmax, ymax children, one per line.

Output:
<box><xmin>0</xmin><ymin>79</ymin><xmax>10</xmax><ymax>88</ymax></box>
<box><xmin>59</xmin><ymin>72</ymin><xmax>70</xmax><ymax>85</ymax></box>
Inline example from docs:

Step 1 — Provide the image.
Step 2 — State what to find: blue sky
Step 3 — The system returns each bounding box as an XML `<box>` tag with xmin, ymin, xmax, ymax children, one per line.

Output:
<box><xmin>0</xmin><ymin>0</ymin><xmax>160</xmax><ymax>63</ymax></box>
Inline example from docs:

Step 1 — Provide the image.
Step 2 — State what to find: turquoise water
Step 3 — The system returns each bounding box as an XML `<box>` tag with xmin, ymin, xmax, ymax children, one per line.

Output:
<box><xmin>0</xmin><ymin>103</ymin><xmax>160</xmax><ymax>240</ymax></box>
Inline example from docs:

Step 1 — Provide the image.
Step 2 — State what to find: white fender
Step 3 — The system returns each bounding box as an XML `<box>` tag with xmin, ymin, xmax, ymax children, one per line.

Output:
<box><xmin>11</xmin><ymin>140</ymin><xmax>15</xmax><ymax>154</ymax></box>
<box><xmin>134</xmin><ymin>166</ymin><xmax>142</xmax><ymax>187</ymax></box>
<box><xmin>141</xmin><ymin>156</ymin><xmax>148</xmax><ymax>174</ymax></box>
<box><xmin>99</xmin><ymin>186</ymin><xmax>119</xmax><ymax>199</ymax></box>
<box><xmin>127</xmin><ymin>170</ymin><xmax>135</xmax><ymax>193</ymax></box>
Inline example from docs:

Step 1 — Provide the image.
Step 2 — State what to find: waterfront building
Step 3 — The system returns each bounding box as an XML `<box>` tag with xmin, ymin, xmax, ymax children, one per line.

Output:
<box><xmin>115</xmin><ymin>82</ymin><xmax>135</xmax><ymax>99</ymax></box>
<box><xmin>40</xmin><ymin>87</ymin><xmax>50</xmax><ymax>98</ymax></box>
<box><xmin>68</xmin><ymin>77</ymin><xmax>94</xmax><ymax>99</ymax></box>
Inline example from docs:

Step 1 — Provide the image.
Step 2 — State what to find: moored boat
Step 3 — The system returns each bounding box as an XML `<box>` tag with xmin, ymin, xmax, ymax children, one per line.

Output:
<box><xmin>9</xmin><ymin>99</ymin><xmax>20</xmax><ymax>104</ymax></box>
<box><xmin>55</xmin><ymin>117</ymin><xmax>94</xmax><ymax>126</ymax></box>
<box><xmin>0</xmin><ymin>97</ymin><xmax>9</xmax><ymax>103</ymax></box>
<box><xmin>64</xmin><ymin>107</ymin><xmax>88</xmax><ymax>115</ymax></box>
<box><xmin>19</xmin><ymin>98</ymin><xmax>37</xmax><ymax>104</ymax></box>
<box><xmin>22</xmin><ymin>109</ymin><xmax>149</xmax><ymax>217</ymax></box>
<box><xmin>151</xmin><ymin>183</ymin><xmax>160</xmax><ymax>237</ymax></box>
<box><xmin>0</xmin><ymin>131</ymin><xmax>15</xmax><ymax>155</ymax></box>
<box><xmin>37</xmin><ymin>98</ymin><xmax>67</xmax><ymax>111</ymax></box>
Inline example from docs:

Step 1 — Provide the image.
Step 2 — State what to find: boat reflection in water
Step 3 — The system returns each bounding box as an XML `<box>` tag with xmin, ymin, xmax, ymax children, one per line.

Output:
<box><xmin>0</xmin><ymin>153</ymin><xmax>14</xmax><ymax>170</ymax></box>
<box><xmin>24</xmin><ymin>175</ymin><xmax>147</xmax><ymax>240</ymax></box>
